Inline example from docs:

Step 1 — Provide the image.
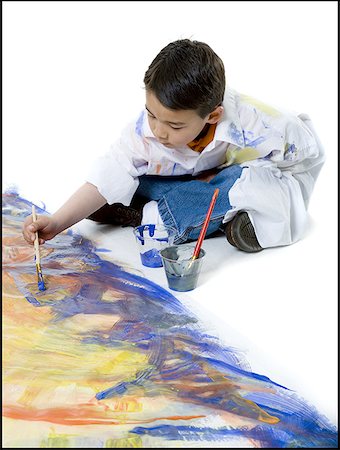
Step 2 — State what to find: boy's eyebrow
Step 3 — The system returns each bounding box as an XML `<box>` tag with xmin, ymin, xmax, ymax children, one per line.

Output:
<box><xmin>145</xmin><ymin>105</ymin><xmax>186</xmax><ymax>126</ymax></box>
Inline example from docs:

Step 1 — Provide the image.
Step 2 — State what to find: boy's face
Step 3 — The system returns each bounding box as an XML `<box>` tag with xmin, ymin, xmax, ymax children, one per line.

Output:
<box><xmin>145</xmin><ymin>91</ymin><xmax>222</xmax><ymax>148</ymax></box>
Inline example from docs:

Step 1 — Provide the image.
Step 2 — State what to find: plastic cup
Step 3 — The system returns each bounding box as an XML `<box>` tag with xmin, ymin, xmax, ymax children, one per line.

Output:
<box><xmin>133</xmin><ymin>224</ymin><xmax>176</xmax><ymax>268</ymax></box>
<box><xmin>160</xmin><ymin>244</ymin><xmax>206</xmax><ymax>291</ymax></box>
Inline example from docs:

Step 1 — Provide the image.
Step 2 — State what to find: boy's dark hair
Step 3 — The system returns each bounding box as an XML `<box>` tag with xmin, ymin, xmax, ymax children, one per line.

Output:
<box><xmin>144</xmin><ymin>39</ymin><xmax>225</xmax><ymax>118</ymax></box>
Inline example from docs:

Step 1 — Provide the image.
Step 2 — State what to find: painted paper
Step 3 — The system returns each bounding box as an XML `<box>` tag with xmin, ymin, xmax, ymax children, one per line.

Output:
<box><xmin>2</xmin><ymin>191</ymin><xmax>338</xmax><ymax>448</ymax></box>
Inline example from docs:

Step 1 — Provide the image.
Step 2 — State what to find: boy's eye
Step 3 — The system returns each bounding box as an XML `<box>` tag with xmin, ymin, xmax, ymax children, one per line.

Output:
<box><xmin>146</xmin><ymin>112</ymin><xmax>184</xmax><ymax>130</ymax></box>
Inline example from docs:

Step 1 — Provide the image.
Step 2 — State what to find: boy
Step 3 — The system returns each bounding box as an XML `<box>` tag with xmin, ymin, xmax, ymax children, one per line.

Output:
<box><xmin>23</xmin><ymin>39</ymin><xmax>325</xmax><ymax>253</ymax></box>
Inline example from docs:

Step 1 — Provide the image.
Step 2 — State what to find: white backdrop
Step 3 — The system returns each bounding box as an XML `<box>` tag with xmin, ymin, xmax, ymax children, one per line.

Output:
<box><xmin>3</xmin><ymin>1</ymin><xmax>338</xmax><ymax>427</ymax></box>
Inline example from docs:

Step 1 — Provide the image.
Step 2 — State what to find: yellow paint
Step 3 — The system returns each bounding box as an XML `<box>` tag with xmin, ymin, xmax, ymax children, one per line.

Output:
<box><xmin>105</xmin><ymin>435</ymin><xmax>143</xmax><ymax>448</ymax></box>
<box><xmin>102</xmin><ymin>289</ymin><xmax>125</xmax><ymax>302</ymax></box>
<box><xmin>3</xmin><ymin>296</ymin><xmax>150</xmax><ymax>409</ymax></box>
<box><xmin>40</xmin><ymin>428</ymin><xmax>71</xmax><ymax>448</ymax></box>
<box><xmin>229</xmin><ymin>394</ymin><xmax>280</xmax><ymax>424</ymax></box>
<box><xmin>225</xmin><ymin>146</ymin><xmax>260</xmax><ymax>165</ymax></box>
<box><xmin>61</xmin><ymin>314</ymin><xmax>120</xmax><ymax>333</ymax></box>
<box><xmin>96</xmin><ymin>350</ymin><xmax>149</xmax><ymax>378</ymax></box>
<box><xmin>112</xmin><ymin>398</ymin><xmax>142</xmax><ymax>412</ymax></box>
<box><xmin>241</xmin><ymin>94</ymin><xmax>281</xmax><ymax>117</ymax></box>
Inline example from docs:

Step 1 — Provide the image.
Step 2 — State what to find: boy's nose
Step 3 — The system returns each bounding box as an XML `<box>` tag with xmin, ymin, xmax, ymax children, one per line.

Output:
<box><xmin>154</xmin><ymin>124</ymin><xmax>168</xmax><ymax>140</ymax></box>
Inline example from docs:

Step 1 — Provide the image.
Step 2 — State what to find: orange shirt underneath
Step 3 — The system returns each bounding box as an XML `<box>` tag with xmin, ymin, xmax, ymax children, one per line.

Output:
<box><xmin>187</xmin><ymin>123</ymin><xmax>217</xmax><ymax>153</ymax></box>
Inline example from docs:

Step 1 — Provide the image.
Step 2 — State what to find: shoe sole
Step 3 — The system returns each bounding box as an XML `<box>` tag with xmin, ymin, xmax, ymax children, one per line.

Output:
<box><xmin>228</xmin><ymin>212</ymin><xmax>262</xmax><ymax>253</ymax></box>
<box><xmin>225</xmin><ymin>220</ymin><xmax>237</xmax><ymax>247</ymax></box>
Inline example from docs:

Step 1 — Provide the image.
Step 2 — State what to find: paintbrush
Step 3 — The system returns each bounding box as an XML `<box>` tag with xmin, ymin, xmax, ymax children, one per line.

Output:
<box><xmin>187</xmin><ymin>188</ymin><xmax>219</xmax><ymax>269</ymax></box>
<box><xmin>32</xmin><ymin>205</ymin><xmax>46</xmax><ymax>291</ymax></box>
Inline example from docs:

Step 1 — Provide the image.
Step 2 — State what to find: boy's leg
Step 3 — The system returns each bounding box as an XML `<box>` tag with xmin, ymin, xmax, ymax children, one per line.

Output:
<box><xmin>136</xmin><ymin>165</ymin><xmax>244</xmax><ymax>244</ymax></box>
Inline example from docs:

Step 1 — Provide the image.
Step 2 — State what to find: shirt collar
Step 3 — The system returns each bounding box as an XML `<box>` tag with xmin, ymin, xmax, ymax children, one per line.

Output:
<box><xmin>214</xmin><ymin>87</ymin><xmax>245</xmax><ymax>147</ymax></box>
<box><xmin>142</xmin><ymin>110</ymin><xmax>154</xmax><ymax>138</ymax></box>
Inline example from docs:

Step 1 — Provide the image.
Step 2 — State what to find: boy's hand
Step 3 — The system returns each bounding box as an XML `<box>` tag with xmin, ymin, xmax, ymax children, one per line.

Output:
<box><xmin>23</xmin><ymin>214</ymin><xmax>59</xmax><ymax>245</ymax></box>
<box><xmin>21</xmin><ymin>182</ymin><xmax>108</xmax><ymax>246</ymax></box>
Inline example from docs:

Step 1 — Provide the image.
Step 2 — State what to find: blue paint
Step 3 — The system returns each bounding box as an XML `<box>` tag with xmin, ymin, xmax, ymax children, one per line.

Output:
<box><xmin>135</xmin><ymin>110</ymin><xmax>144</xmax><ymax>137</ymax></box>
<box><xmin>229</xmin><ymin>123</ymin><xmax>266</xmax><ymax>148</ymax></box>
<box><xmin>131</xmin><ymin>424</ymin><xmax>284</xmax><ymax>443</ymax></box>
<box><xmin>131</xmin><ymin>424</ymin><xmax>338</xmax><ymax>447</ymax></box>
<box><xmin>38</xmin><ymin>280</ymin><xmax>46</xmax><ymax>291</ymax></box>
<box><xmin>135</xmin><ymin>224</ymin><xmax>171</xmax><ymax>267</ymax></box>
<box><xmin>203</xmin><ymin>356</ymin><xmax>288</xmax><ymax>390</ymax></box>
<box><xmin>140</xmin><ymin>248</ymin><xmax>163</xmax><ymax>267</ymax></box>
<box><xmin>96</xmin><ymin>367</ymin><xmax>155</xmax><ymax>400</ymax></box>
<box><xmin>284</xmin><ymin>143</ymin><xmax>298</xmax><ymax>160</ymax></box>
<box><xmin>135</xmin><ymin>224</ymin><xmax>156</xmax><ymax>244</ymax></box>
<box><xmin>228</xmin><ymin>122</ymin><xmax>245</xmax><ymax>146</ymax></box>
<box><xmin>243</xmin><ymin>130</ymin><xmax>266</xmax><ymax>147</ymax></box>
<box><xmin>25</xmin><ymin>295</ymin><xmax>41</xmax><ymax>306</ymax></box>
<box><xmin>96</xmin><ymin>382</ymin><xmax>128</xmax><ymax>399</ymax></box>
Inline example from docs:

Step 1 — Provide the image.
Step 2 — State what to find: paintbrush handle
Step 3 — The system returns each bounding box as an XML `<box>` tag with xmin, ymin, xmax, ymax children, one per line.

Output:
<box><xmin>32</xmin><ymin>205</ymin><xmax>41</xmax><ymax>265</ymax></box>
<box><xmin>192</xmin><ymin>188</ymin><xmax>219</xmax><ymax>260</ymax></box>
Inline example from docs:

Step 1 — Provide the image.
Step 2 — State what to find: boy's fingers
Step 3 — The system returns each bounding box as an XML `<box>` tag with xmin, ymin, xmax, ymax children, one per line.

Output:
<box><xmin>27</xmin><ymin>232</ymin><xmax>35</xmax><ymax>243</ymax></box>
<box><xmin>26</xmin><ymin>222</ymin><xmax>38</xmax><ymax>241</ymax></box>
<box><xmin>23</xmin><ymin>232</ymin><xmax>35</xmax><ymax>245</ymax></box>
<box><xmin>29</xmin><ymin>219</ymin><xmax>44</xmax><ymax>232</ymax></box>
<box><xmin>24</xmin><ymin>216</ymin><xmax>49</xmax><ymax>244</ymax></box>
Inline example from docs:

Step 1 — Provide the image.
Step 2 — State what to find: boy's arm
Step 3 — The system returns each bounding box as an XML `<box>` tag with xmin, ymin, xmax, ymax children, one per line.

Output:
<box><xmin>23</xmin><ymin>182</ymin><xmax>107</xmax><ymax>244</ymax></box>
<box><xmin>52</xmin><ymin>182</ymin><xmax>107</xmax><ymax>233</ymax></box>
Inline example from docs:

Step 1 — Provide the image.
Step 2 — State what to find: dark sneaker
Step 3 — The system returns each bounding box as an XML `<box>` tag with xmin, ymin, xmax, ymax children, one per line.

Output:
<box><xmin>225</xmin><ymin>212</ymin><xmax>263</xmax><ymax>253</ymax></box>
<box><xmin>87</xmin><ymin>195</ymin><xmax>148</xmax><ymax>228</ymax></box>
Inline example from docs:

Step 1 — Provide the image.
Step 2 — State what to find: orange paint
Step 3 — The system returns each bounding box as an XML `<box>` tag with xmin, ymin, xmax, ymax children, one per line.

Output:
<box><xmin>3</xmin><ymin>404</ymin><xmax>205</xmax><ymax>426</ymax></box>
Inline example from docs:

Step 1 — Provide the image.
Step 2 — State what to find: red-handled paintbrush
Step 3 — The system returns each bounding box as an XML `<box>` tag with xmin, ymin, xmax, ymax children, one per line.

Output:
<box><xmin>191</xmin><ymin>188</ymin><xmax>219</xmax><ymax>262</ymax></box>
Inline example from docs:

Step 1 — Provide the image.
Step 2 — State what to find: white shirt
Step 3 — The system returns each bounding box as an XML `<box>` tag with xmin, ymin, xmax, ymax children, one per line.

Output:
<box><xmin>87</xmin><ymin>87</ymin><xmax>325</xmax><ymax>248</ymax></box>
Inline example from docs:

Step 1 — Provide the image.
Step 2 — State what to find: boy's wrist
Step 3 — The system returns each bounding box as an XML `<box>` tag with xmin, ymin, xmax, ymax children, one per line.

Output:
<box><xmin>51</xmin><ymin>212</ymin><xmax>74</xmax><ymax>235</ymax></box>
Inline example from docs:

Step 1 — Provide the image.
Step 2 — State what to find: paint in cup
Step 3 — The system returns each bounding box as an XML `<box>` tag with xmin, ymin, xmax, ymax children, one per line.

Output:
<box><xmin>133</xmin><ymin>224</ymin><xmax>176</xmax><ymax>268</ymax></box>
<box><xmin>160</xmin><ymin>244</ymin><xmax>206</xmax><ymax>291</ymax></box>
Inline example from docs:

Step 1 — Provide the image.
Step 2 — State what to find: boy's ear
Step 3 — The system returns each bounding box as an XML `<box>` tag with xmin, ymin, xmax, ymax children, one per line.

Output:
<box><xmin>206</xmin><ymin>106</ymin><xmax>224</xmax><ymax>124</ymax></box>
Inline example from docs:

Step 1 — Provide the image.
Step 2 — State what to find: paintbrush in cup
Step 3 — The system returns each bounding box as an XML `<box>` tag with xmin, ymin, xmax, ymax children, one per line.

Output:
<box><xmin>32</xmin><ymin>205</ymin><xmax>46</xmax><ymax>291</ymax></box>
<box><xmin>187</xmin><ymin>188</ymin><xmax>219</xmax><ymax>269</ymax></box>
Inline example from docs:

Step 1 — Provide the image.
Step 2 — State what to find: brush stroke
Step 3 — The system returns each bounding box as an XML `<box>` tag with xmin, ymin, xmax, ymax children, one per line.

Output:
<box><xmin>2</xmin><ymin>190</ymin><xmax>337</xmax><ymax>448</ymax></box>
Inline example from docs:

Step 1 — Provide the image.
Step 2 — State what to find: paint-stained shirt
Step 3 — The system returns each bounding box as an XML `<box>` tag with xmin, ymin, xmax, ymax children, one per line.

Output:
<box><xmin>86</xmin><ymin>87</ymin><xmax>323</xmax><ymax>208</ymax></box>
